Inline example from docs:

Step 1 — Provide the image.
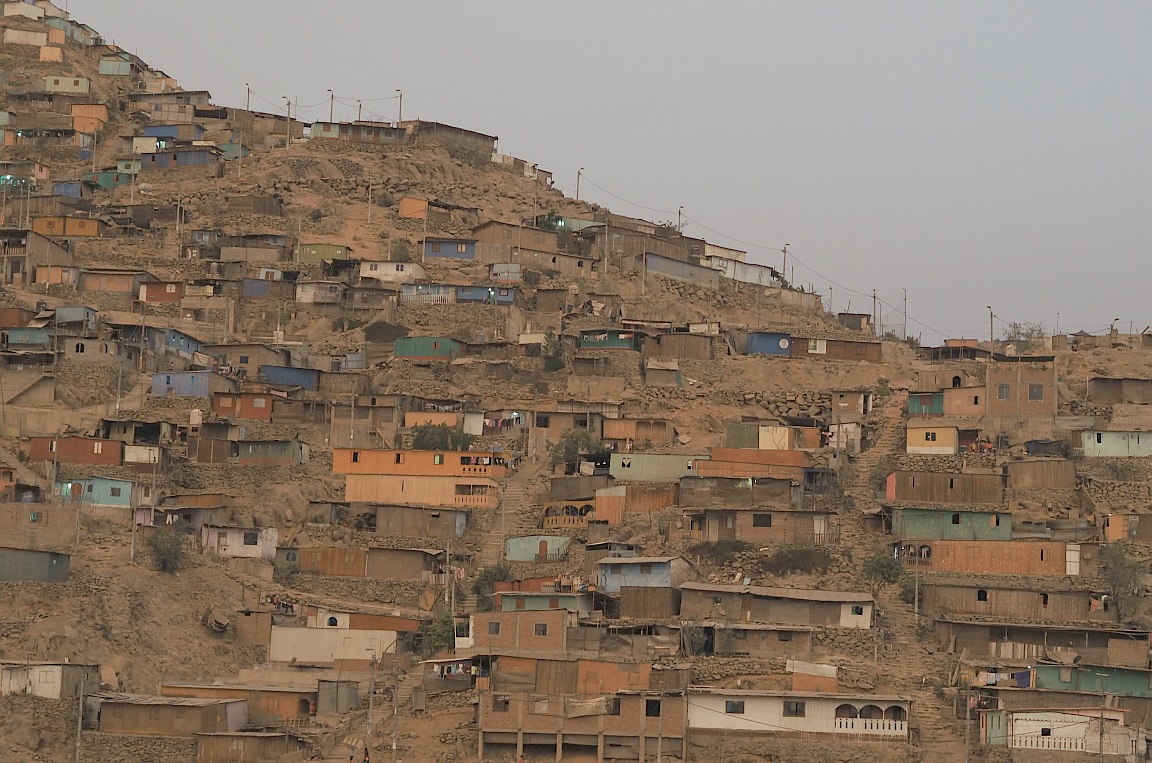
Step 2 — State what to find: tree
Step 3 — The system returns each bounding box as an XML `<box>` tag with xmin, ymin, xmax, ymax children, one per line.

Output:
<box><xmin>412</xmin><ymin>423</ymin><xmax>475</xmax><ymax>451</ymax></box>
<box><xmin>472</xmin><ymin>563</ymin><xmax>513</xmax><ymax>611</ymax></box>
<box><xmin>547</xmin><ymin>428</ymin><xmax>603</xmax><ymax>470</ymax></box>
<box><xmin>420</xmin><ymin>611</ymin><xmax>457</xmax><ymax>655</ymax></box>
<box><xmin>862</xmin><ymin>552</ymin><xmax>903</xmax><ymax>594</ymax></box>
<box><xmin>147</xmin><ymin>532</ymin><xmax>185</xmax><ymax>573</ymax></box>
<box><xmin>543</xmin><ymin>330</ymin><xmax>565</xmax><ymax>372</ymax></box>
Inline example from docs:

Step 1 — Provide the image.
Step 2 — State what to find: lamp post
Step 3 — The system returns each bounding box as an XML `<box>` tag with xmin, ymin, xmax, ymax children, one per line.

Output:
<box><xmin>576</xmin><ymin>167</ymin><xmax>583</xmax><ymax>201</ymax></box>
<box><xmin>395</xmin><ymin>89</ymin><xmax>403</xmax><ymax>125</ymax></box>
<box><xmin>327</xmin><ymin>89</ymin><xmax>334</xmax><ymax>122</ymax></box>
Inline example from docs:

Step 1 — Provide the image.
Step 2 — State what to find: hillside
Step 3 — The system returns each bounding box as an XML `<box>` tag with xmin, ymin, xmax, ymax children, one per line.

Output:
<box><xmin>3</xmin><ymin>6</ymin><xmax>1152</xmax><ymax>763</ymax></box>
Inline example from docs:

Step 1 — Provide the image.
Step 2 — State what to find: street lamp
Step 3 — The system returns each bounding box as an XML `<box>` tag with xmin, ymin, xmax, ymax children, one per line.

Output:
<box><xmin>395</xmin><ymin>89</ymin><xmax>403</xmax><ymax>125</ymax></box>
<box><xmin>282</xmin><ymin>96</ymin><xmax>292</xmax><ymax>149</ymax></box>
<box><xmin>576</xmin><ymin>167</ymin><xmax>584</xmax><ymax>201</ymax></box>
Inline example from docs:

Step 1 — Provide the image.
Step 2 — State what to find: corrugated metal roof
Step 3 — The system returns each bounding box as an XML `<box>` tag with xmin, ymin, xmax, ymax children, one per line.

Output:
<box><xmin>595</xmin><ymin>556</ymin><xmax>681</xmax><ymax>565</ymax></box>
<box><xmin>96</xmin><ymin>692</ymin><xmax>243</xmax><ymax>706</ymax></box>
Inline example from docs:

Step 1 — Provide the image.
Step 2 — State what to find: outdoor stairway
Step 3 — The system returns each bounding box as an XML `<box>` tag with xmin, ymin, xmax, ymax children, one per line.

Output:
<box><xmin>460</xmin><ymin>463</ymin><xmax>538</xmax><ymax>612</ymax></box>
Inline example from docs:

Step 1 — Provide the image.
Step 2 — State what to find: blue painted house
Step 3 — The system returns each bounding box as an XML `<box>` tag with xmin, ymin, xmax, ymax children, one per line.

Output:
<box><xmin>139</xmin><ymin>148</ymin><xmax>219</xmax><ymax>170</ymax></box>
<box><xmin>151</xmin><ymin>371</ymin><xmax>237</xmax><ymax>397</ymax></box>
<box><xmin>259</xmin><ymin>365</ymin><xmax>321</xmax><ymax>391</ymax></box>
<box><xmin>746</xmin><ymin>332</ymin><xmax>792</xmax><ymax>356</ymax></box>
<box><xmin>907</xmin><ymin>393</ymin><xmax>944</xmax><ymax>416</ymax></box>
<box><xmin>143</xmin><ymin>124</ymin><xmax>206</xmax><ymax>141</ymax></box>
<box><xmin>55</xmin><ymin>477</ymin><xmax>136</xmax><ymax>508</ymax></box>
<box><xmin>163</xmin><ymin>329</ymin><xmax>202</xmax><ymax>360</ymax></box>
<box><xmin>594</xmin><ymin>555</ymin><xmax>694</xmax><ymax>594</ymax></box>
<box><xmin>457</xmin><ymin>285</ymin><xmax>516</xmax><ymax>305</ymax></box>
<box><xmin>4</xmin><ymin>327</ymin><xmax>53</xmax><ymax>348</ymax></box>
<box><xmin>54</xmin><ymin>306</ymin><xmax>98</xmax><ymax>332</ymax></box>
<box><xmin>53</xmin><ymin>181</ymin><xmax>89</xmax><ymax>199</ymax></box>
<box><xmin>423</xmin><ymin>238</ymin><xmax>477</xmax><ymax>260</ymax></box>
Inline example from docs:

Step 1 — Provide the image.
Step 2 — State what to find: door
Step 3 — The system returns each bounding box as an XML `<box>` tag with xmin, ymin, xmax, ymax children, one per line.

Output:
<box><xmin>1065</xmin><ymin>544</ymin><xmax>1080</xmax><ymax>576</ymax></box>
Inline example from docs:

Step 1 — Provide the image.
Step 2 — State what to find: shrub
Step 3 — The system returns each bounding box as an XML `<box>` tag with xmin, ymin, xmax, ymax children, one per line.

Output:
<box><xmin>147</xmin><ymin>532</ymin><xmax>185</xmax><ymax>573</ymax></box>
<box><xmin>547</xmin><ymin>428</ymin><xmax>604</xmax><ymax>470</ymax></box>
<box><xmin>688</xmin><ymin>540</ymin><xmax>752</xmax><ymax>566</ymax></box>
<box><xmin>761</xmin><ymin>546</ymin><xmax>833</xmax><ymax>576</ymax></box>
<box><xmin>862</xmin><ymin>552</ymin><xmax>904</xmax><ymax>591</ymax></box>
<box><xmin>472</xmin><ymin>562</ymin><xmax>513</xmax><ymax>611</ymax></box>
<box><xmin>420</xmin><ymin>611</ymin><xmax>456</xmax><ymax>655</ymax></box>
<box><xmin>412</xmin><ymin>423</ymin><xmax>474</xmax><ymax>451</ymax></box>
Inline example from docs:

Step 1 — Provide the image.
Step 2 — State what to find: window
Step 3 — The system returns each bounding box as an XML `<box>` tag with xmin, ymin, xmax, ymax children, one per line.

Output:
<box><xmin>515</xmin><ymin>598</ymin><xmax>526</xmax><ymax>610</ymax></box>
<box><xmin>1041</xmin><ymin>593</ymin><xmax>1049</xmax><ymax>608</ymax></box>
<box><xmin>165</xmin><ymin>283</ymin><xmax>176</xmax><ymax>293</ymax></box>
<box><xmin>948</xmin><ymin>478</ymin><xmax>955</xmax><ymax>489</ymax></box>
<box><xmin>925</xmin><ymin>431</ymin><xmax>937</xmax><ymax>441</ymax></box>
<box><xmin>488</xmin><ymin>621</ymin><xmax>500</xmax><ymax>635</ymax></box>
<box><xmin>351</xmin><ymin>452</ymin><xmax>361</xmax><ymax>463</ymax></box>
<box><xmin>752</xmin><ymin>514</ymin><xmax>772</xmax><ymax>527</ymax></box>
<box><xmin>851</xmin><ymin>605</ymin><xmax>864</xmax><ymax>616</ymax></box>
<box><xmin>109</xmin><ymin>487</ymin><xmax>122</xmax><ymax>497</ymax></box>
<box><xmin>252</xmin><ymin>398</ymin><xmax>266</xmax><ymax>408</ymax></box>
<box><xmin>434</xmin><ymin>454</ymin><xmax>445</xmax><ymax>465</ymax></box>
<box><xmin>369</xmin><ymin>263</ymin><xmax>379</xmax><ymax>271</ymax></box>
<box><xmin>502</xmin><ymin>229</ymin><xmax>512</xmax><ymax>240</ymax></box>
<box><xmin>1040</xmin><ymin>728</ymin><xmax>1052</xmax><ymax>737</ymax></box>
<box><xmin>1040</xmin><ymin>549</ymin><xmax>1045</xmax><ymax>561</ymax></box>
<box><xmin>75</xmin><ymin>342</ymin><xmax>85</xmax><ymax>353</ymax></box>
<box><xmin>646</xmin><ymin>699</ymin><xmax>661</xmax><ymax>717</ymax></box>
<box><xmin>549</xmin><ymin>597</ymin><xmax>559</xmax><ymax>609</ymax></box>
<box><xmin>951</xmin><ymin>513</ymin><xmax>961</xmax><ymax>525</ymax></box>
<box><xmin>808</xmin><ymin>338</ymin><xmax>827</xmax><ymax>354</ymax></box>
<box><xmin>457</xmin><ymin>243</ymin><xmax>467</xmax><ymax>254</ymax></box>
<box><xmin>28</xmin><ymin>512</ymin><xmax>39</xmax><ymax>523</ymax></box>
<box><xmin>148</xmin><ymin>707</ymin><xmax>161</xmax><ymax>720</ymax></box>
<box><xmin>606</xmin><ymin>698</ymin><xmax>621</xmax><ymax>715</ymax></box>
<box><xmin>992</xmin><ymin>514</ymin><xmax>1001</xmax><ymax>527</ymax></box>
<box><xmin>431</xmin><ymin>243</ymin><xmax>442</xmax><ymax>253</ymax></box>
<box><xmin>397</xmin><ymin>264</ymin><xmax>404</xmax><ymax>271</ymax></box>
<box><xmin>777</xmin><ymin>630</ymin><xmax>793</xmax><ymax>641</ymax></box>
<box><xmin>639</xmin><ymin>563</ymin><xmax>652</xmax><ymax>575</ymax></box>
<box><xmin>725</xmin><ymin>701</ymin><xmax>745</xmax><ymax>714</ymax></box>
<box><xmin>783</xmin><ymin>701</ymin><xmax>806</xmax><ymax>717</ymax></box>
<box><xmin>534</xmin><ymin>623</ymin><xmax>548</xmax><ymax>636</ymax></box>
<box><xmin>1097</xmin><ymin>433</ymin><xmax>1103</xmax><ymax>444</ymax></box>
<box><xmin>394</xmin><ymin>453</ymin><xmax>404</xmax><ymax>464</ymax></box>
<box><xmin>243</xmin><ymin>532</ymin><xmax>259</xmax><ymax>546</ymax></box>
<box><xmin>977</xmin><ymin>589</ymin><xmax>988</xmax><ymax>602</ymax></box>
<box><xmin>973</xmin><ymin>395</ymin><xmax>980</xmax><ymax>405</ymax></box>
<box><xmin>535</xmin><ymin>414</ymin><xmax>550</xmax><ymax>428</ymax></box>
<box><xmin>285</xmin><ymin>551</ymin><xmax>298</xmax><ymax>562</ymax></box>
<box><xmin>1028</xmin><ymin>384</ymin><xmax>1044</xmax><ymax>401</ymax></box>
<box><xmin>94</xmin><ymin>442</ymin><xmax>103</xmax><ymax>454</ymax></box>
<box><xmin>239</xmin><ymin>356</ymin><xmax>249</xmax><ymax>364</ymax></box>
<box><xmin>493</xmin><ymin>696</ymin><xmax>509</xmax><ymax>712</ymax></box>
<box><xmin>327</xmin><ymin>616</ymin><xmax>338</xmax><ymax>626</ymax></box>
<box><xmin>610</xmin><ymin>564</ymin><xmax>622</xmax><ymax>575</ymax></box>
<box><xmin>997</xmin><ymin>384</ymin><xmax>1010</xmax><ymax>400</ymax></box>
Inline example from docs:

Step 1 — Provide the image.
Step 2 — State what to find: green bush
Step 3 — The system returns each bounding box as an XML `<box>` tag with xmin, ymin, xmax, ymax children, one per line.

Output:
<box><xmin>472</xmin><ymin>562</ymin><xmax>514</xmax><ymax>611</ymax></box>
<box><xmin>863</xmin><ymin>552</ymin><xmax>904</xmax><ymax>590</ymax></box>
<box><xmin>412</xmin><ymin>423</ymin><xmax>475</xmax><ymax>451</ymax></box>
<box><xmin>547</xmin><ymin>428</ymin><xmax>604</xmax><ymax>470</ymax></box>
<box><xmin>147</xmin><ymin>532</ymin><xmax>185</xmax><ymax>573</ymax></box>
<box><xmin>761</xmin><ymin>546</ymin><xmax>833</xmax><ymax>576</ymax></box>
<box><xmin>688</xmin><ymin>540</ymin><xmax>752</xmax><ymax>566</ymax></box>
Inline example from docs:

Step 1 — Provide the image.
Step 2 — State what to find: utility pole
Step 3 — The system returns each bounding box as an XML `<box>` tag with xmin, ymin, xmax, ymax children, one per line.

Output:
<box><xmin>366</xmin><ymin>653</ymin><xmax>375</xmax><ymax>744</ymax></box>
<box><xmin>1099</xmin><ymin>706</ymin><xmax>1105</xmax><ymax>762</ymax></box>
<box><xmin>367</xmin><ymin>181</ymin><xmax>373</xmax><ymax>225</ymax></box>
<box><xmin>964</xmin><ymin>689</ymin><xmax>970</xmax><ymax>763</ymax></box>
<box><xmin>872</xmin><ymin>290</ymin><xmax>878</xmax><ymax>336</ymax></box>
<box><xmin>245</xmin><ymin>83</ymin><xmax>250</xmax><ymax>111</ymax></box>
<box><xmin>902</xmin><ymin>287</ymin><xmax>908</xmax><ymax>339</ymax></box>
<box><xmin>986</xmin><ymin>306</ymin><xmax>994</xmax><ymax>350</ymax></box>
<box><xmin>782</xmin><ymin>243</ymin><xmax>788</xmax><ymax>282</ymax></box>
<box><xmin>357</xmin><ymin>100</ymin><xmax>362</xmax><ymax>121</ymax></box>
<box><xmin>576</xmin><ymin>168</ymin><xmax>583</xmax><ymax>201</ymax></box>
<box><xmin>283</xmin><ymin>96</ymin><xmax>292</xmax><ymax>149</ymax></box>
<box><xmin>395</xmin><ymin>89</ymin><xmax>403</xmax><ymax>125</ymax></box>
<box><xmin>391</xmin><ymin>661</ymin><xmax>399</xmax><ymax>763</ymax></box>
<box><xmin>74</xmin><ymin>675</ymin><xmax>84</xmax><ymax>763</ymax></box>
<box><xmin>327</xmin><ymin>89</ymin><xmax>334</xmax><ymax>122</ymax></box>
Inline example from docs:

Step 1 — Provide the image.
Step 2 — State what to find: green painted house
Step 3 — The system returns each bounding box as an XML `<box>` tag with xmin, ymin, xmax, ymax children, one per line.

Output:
<box><xmin>1032</xmin><ymin>664</ymin><xmax>1152</xmax><ymax>697</ymax></box>
<box><xmin>394</xmin><ymin>336</ymin><xmax>462</xmax><ymax>359</ymax></box>
<box><xmin>497</xmin><ymin>591</ymin><xmax>592</xmax><ymax>613</ymax></box>
<box><xmin>297</xmin><ymin>243</ymin><xmax>352</xmax><ymax>262</ymax></box>
<box><xmin>889</xmin><ymin>508</ymin><xmax>1011</xmax><ymax>541</ymax></box>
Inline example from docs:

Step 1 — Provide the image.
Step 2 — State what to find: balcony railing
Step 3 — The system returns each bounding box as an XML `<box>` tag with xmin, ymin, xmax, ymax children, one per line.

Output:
<box><xmin>832</xmin><ymin>718</ymin><xmax>907</xmax><ymax>735</ymax></box>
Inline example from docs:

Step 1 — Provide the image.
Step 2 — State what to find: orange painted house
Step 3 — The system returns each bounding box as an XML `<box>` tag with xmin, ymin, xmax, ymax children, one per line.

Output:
<box><xmin>332</xmin><ymin>449</ymin><xmax>507</xmax><ymax>478</ymax></box>
<box><xmin>211</xmin><ymin>391</ymin><xmax>275</xmax><ymax>422</ymax></box>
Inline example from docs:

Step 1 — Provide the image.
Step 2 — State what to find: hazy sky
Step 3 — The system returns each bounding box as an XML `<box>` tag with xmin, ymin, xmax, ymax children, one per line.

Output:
<box><xmin>76</xmin><ymin>2</ymin><xmax>1152</xmax><ymax>343</ymax></box>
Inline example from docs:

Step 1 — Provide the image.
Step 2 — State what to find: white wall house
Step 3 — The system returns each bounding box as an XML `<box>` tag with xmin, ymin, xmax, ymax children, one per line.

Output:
<box><xmin>358</xmin><ymin>261</ymin><xmax>424</xmax><ymax>284</ymax></box>
<box><xmin>201</xmin><ymin>526</ymin><xmax>278</xmax><ymax>561</ymax></box>
<box><xmin>688</xmin><ymin>689</ymin><xmax>911</xmax><ymax>742</ymax></box>
<box><xmin>268</xmin><ymin>625</ymin><xmax>396</xmax><ymax>665</ymax></box>
<box><xmin>0</xmin><ymin>662</ymin><xmax>99</xmax><ymax>699</ymax></box>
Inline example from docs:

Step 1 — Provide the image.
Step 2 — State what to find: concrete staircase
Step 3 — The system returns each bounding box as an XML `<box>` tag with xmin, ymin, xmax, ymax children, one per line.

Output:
<box><xmin>460</xmin><ymin>463</ymin><xmax>539</xmax><ymax>612</ymax></box>
<box><xmin>838</xmin><ymin>390</ymin><xmax>908</xmax><ymax>561</ymax></box>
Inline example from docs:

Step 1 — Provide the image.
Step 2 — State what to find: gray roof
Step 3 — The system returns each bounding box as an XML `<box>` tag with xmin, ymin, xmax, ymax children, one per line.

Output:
<box><xmin>96</xmin><ymin>692</ymin><xmax>244</xmax><ymax>706</ymax></box>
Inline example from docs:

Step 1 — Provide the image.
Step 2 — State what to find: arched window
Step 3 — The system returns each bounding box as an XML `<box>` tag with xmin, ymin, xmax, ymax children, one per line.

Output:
<box><xmin>327</xmin><ymin>616</ymin><xmax>338</xmax><ymax>627</ymax></box>
<box><xmin>859</xmin><ymin>705</ymin><xmax>884</xmax><ymax>719</ymax></box>
<box><xmin>884</xmin><ymin>705</ymin><xmax>907</xmax><ymax>721</ymax></box>
<box><xmin>75</xmin><ymin>342</ymin><xmax>85</xmax><ymax>353</ymax></box>
<box><xmin>977</xmin><ymin>589</ymin><xmax>988</xmax><ymax>602</ymax></box>
<box><xmin>918</xmin><ymin>545</ymin><xmax>932</xmax><ymax>559</ymax></box>
<box><xmin>952</xmin><ymin>376</ymin><xmax>962</xmax><ymax>388</ymax></box>
<box><xmin>834</xmin><ymin>704</ymin><xmax>859</xmax><ymax>719</ymax></box>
